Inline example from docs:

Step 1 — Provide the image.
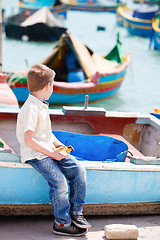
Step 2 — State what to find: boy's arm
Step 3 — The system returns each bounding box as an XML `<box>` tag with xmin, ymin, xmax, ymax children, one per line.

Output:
<box><xmin>53</xmin><ymin>135</ymin><xmax>65</xmax><ymax>148</ymax></box>
<box><xmin>24</xmin><ymin>130</ymin><xmax>64</xmax><ymax>161</ymax></box>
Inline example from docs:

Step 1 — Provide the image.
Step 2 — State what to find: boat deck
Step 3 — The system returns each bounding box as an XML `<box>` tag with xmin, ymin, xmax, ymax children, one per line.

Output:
<box><xmin>101</xmin><ymin>134</ymin><xmax>144</xmax><ymax>158</ymax></box>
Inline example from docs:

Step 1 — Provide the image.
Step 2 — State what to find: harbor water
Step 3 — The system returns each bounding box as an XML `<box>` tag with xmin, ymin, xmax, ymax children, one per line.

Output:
<box><xmin>2</xmin><ymin>0</ymin><xmax>160</xmax><ymax>113</ymax></box>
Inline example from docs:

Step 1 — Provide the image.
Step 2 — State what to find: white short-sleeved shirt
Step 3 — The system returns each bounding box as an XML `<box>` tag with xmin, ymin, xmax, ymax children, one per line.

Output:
<box><xmin>16</xmin><ymin>94</ymin><xmax>56</xmax><ymax>163</ymax></box>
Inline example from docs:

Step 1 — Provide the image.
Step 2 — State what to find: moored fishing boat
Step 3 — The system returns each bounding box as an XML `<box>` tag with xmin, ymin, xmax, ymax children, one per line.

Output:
<box><xmin>0</xmin><ymin>74</ymin><xmax>18</xmax><ymax>109</ymax></box>
<box><xmin>117</xmin><ymin>5</ymin><xmax>159</xmax><ymax>37</ymax></box>
<box><xmin>1</xmin><ymin>104</ymin><xmax>160</xmax><ymax>215</ymax></box>
<box><xmin>150</xmin><ymin>107</ymin><xmax>160</xmax><ymax>118</ymax></box>
<box><xmin>18</xmin><ymin>0</ymin><xmax>69</xmax><ymax>19</ymax></box>
<box><xmin>7</xmin><ymin>33</ymin><xmax>131</xmax><ymax>104</ymax></box>
<box><xmin>4</xmin><ymin>7</ymin><xmax>67</xmax><ymax>42</ymax></box>
<box><xmin>59</xmin><ymin>0</ymin><xmax>123</xmax><ymax>12</ymax></box>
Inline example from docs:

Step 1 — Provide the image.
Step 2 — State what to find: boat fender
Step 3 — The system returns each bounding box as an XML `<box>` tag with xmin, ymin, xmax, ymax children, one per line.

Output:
<box><xmin>21</xmin><ymin>35</ymin><xmax>29</xmax><ymax>41</ymax></box>
<box><xmin>97</xmin><ymin>26</ymin><xmax>106</xmax><ymax>31</ymax></box>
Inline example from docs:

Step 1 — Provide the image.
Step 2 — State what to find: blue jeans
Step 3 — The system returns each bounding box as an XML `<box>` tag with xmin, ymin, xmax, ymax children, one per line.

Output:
<box><xmin>27</xmin><ymin>154</ymin><xmax>86</xmax><ymax>225</ymax></box>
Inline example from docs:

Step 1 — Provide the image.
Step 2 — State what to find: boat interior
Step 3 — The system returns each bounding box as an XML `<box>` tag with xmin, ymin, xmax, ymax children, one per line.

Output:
<box><xmin>41</xmin><ymin>34</ymin><xmax>120</xmax><ymax>83</ymax></box>
<box><xmin>2</xmin><ymin>109</ymin><xmax>160</xmax><ymax>165</ymax></box>
<box><xmin>0</xmin><ymin>125</ymin><xmax>143</xmax><ymax>165</ymax></box>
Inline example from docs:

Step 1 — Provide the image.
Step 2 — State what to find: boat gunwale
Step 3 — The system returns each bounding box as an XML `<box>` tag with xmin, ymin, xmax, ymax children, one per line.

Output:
<box><xmin>1</xmin><ymin>160</ymin><xmax>160</xmax><ymax>171</ymax></box>
<box><xmin>52</xmin><ymin>77</ymin><xmax>123</xmax><ymax>93</ymax></box>
<box><xmin>18</xmin><ymin>1</ymin><xmax>69</xmax><ymax>12</ymax></box>
<box><xmin>118</xmin><ymin>6</ymin><xmax>153</xmax><ymax>24</ymax></box>
<box><xmin>60</xmin><ymin>0</ymin><xmax>116</xmax><ymax>10</ymax></box>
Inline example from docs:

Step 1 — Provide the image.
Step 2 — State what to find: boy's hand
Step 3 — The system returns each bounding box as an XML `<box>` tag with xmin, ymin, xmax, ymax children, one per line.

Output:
<box><xmin>24</xmin><ymin>130</ymin><xmax>65</xmax><ymax>160</ymax></box>
<box><xmin>51</xmin><ymin>146</ymin><xmax>65</xmax><ymax>161</ymax></box>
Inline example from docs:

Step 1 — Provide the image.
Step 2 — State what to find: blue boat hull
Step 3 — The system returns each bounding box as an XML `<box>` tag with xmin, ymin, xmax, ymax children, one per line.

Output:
<box><xmin>121</xmin><ymin>16</ymin><xmax>153</xmax><ymax>37</ymax></box>
<box><xmin>1</xmin><ymin>132</ymin><xmax>160</xmax><ymax>206</ymax></box>
<box><xmin>11</xmin><ymin>86</ymin><xmax>121</xmax><ymax>104</ymax></box>
<box><xmin>1</xmin><ymin>162</ymin><xmax>160</xmax><ymax>205</ymax></box>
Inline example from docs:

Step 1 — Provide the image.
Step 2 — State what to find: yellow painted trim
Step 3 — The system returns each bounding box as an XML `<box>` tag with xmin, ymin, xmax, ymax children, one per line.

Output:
<box><xmin>124</xmin><ymin>21</ymin><xmax>152</xmax><ymax>29</ymax></box>
<box><xmin>118</xmin><ymin>6</ymin><xmax>152</xmax><ymax>24</ymax></box>
<box><xmin>152</xmin><ymin>18</ymin><xmax>160</xmax><ymax>33</ymax></box>
<box><xmin>100</xmin><ymin>76</ymin><xmax>123</xmax><ymax>86</ymax></box>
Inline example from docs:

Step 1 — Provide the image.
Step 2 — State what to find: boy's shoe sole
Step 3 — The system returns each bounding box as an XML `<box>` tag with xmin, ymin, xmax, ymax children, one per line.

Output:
<box><xmin>53</xmin><ymin>228</ymin><xmax>88</xmax><ymax>237</ymax></box>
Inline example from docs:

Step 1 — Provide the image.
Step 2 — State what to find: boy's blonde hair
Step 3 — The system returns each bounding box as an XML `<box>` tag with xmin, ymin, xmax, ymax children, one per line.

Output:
<box><xmin>27</xmin><ymin>64</ymin><xmax>55</xmax><ymax>92</ymax></box>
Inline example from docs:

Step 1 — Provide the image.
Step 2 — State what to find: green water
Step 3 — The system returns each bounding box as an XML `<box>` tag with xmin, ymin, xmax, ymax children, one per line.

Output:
<box><xmin>2</xmin><ymin>0</ymin><xmax>160</xmax><ymax>113</ymax></box>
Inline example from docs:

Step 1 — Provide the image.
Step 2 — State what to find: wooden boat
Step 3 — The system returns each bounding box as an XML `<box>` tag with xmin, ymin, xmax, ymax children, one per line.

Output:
<box><xmin>59</xmin><ymin>0</ymin><xmax>123</xmax><ymax>13</ymax></box>
<box><xmin>1</xmin><ymin>103</ymin><xmax>160</xmax><ymax>216</ymax></box>
<box><xmin>4</xmin><ymin>7</ymin><xmax>67</xmax><ymax>42</ymax></box>
<box><xmin>7</xmin><ymin>33</ymin><xmax>131</xmax><ymax>104</ymax></box>
<box><xmin>0</xmin><ymin>74</ymin><xmax>18</xmax><ymax>109</ymax></box>
<box><xmin>117</xmin><ymin>5</ymin><xmax>159</xmax><ymax>37</ymax></box>
<box><xmin>151</xmin><ymin>11</ymin><xmax>160</xmax><ymax>49</ymax></box>
<box><xmin>18</xmin><ymin>0</ymin><xmax>69</xmax><ymax>19</ymax></box>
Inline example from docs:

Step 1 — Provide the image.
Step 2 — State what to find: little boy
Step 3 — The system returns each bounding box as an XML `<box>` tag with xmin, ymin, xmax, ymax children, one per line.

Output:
<box><xmin>16</xmin><ymin>64</ymin><xmax>91</xmax><ymax>236</ymax></box>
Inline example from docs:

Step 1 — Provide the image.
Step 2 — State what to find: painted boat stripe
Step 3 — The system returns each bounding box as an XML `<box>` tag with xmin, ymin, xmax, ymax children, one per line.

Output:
<box><xmin>18</xmin><ymin>4</ymin><xmax>68</xmax><ymax>13</ymax></box>
<box><xmin>124</xmin><ymin>22</ymin><xmax>152</xmax><ymax>29</ymax></box>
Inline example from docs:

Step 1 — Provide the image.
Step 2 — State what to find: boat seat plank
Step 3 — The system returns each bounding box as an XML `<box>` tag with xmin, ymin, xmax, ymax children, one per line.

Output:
<box><xmin>100</xmin><ymin>134</ymin><xmax>144</xmax><ymax>158</ymax></box>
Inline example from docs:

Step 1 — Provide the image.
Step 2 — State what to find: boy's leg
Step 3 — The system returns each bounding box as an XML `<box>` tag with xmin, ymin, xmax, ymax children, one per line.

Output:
<box><xmin>57</xmin><ymin>154</ymin><xmax>91</xmax><ymax>229</ymax></box>
<box><xmin>57</xmin><ymin>154</ymin><xmax>86</xmax><ymax>214</ymax></box>
<box><xmin>27</xmin><ymin>157</ymin><xmax>88</xmax><ymax>236</ymax></box>
<box><xmin>27</xmin><ymin>157</ymin><xmax>71</xmax><ymax>225</ymax></box>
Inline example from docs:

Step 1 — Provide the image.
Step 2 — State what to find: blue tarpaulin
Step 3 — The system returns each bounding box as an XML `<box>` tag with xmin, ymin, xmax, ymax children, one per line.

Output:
<box><xmin>53</xmin><ymin>131</ymin><xmax>128</xmax><ymax>162</ymax></box>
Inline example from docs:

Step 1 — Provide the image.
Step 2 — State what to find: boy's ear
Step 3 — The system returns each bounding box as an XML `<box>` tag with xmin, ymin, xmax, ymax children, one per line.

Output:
<box><xmin>45</xmin><ymin>82</ymin><xmax>50</xmax><ymax>90</ymax></box>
